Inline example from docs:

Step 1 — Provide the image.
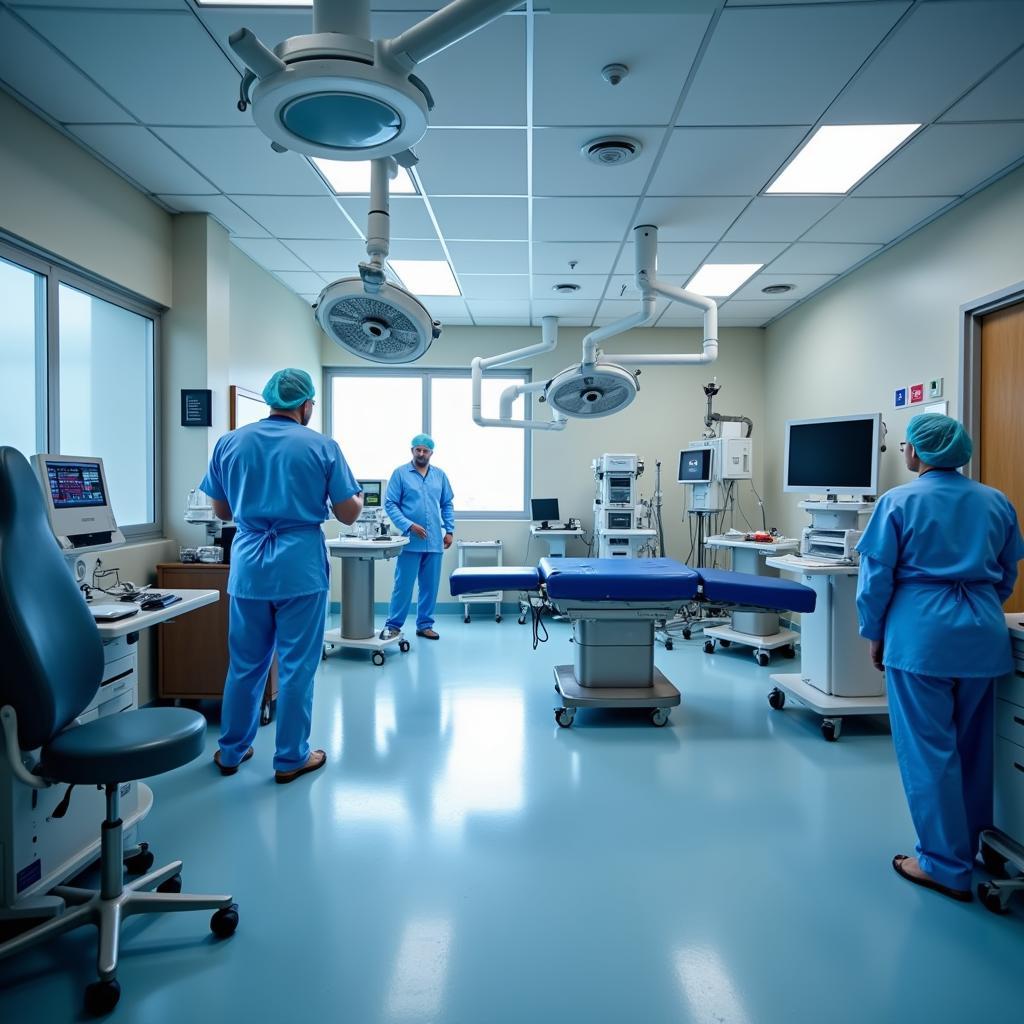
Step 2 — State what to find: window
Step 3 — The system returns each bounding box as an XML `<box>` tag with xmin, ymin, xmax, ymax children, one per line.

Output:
<box><xmin>326</xmin><ymin>369</ymin><xmax>529</xmax><ymax>518</ymax></box>
<box><xmin>0</xmin><ymin>237</ymin><xmax>160</xmax><ymax>536</ymax></box>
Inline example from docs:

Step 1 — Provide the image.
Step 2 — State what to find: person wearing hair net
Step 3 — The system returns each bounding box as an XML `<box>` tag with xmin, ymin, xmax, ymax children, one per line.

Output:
<box><xmin>200</xmin><ymin>369</ymin><xmax>363</xmax><ymax>783</ymax></box>
<box><xmin>856</xmin><ymin>413</ymin><xmax>1024</xmax><ymax>901</ymax></box>
<box><xmin>381</xmin><ymin>434</ymin><xmax>455</xmax><ymax>641</ymax></box>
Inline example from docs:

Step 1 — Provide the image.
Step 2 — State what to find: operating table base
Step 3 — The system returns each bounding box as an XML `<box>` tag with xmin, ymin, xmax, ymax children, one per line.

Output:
<box><xmin>553</xmin><ymin>664</ymin><xmax>680</xmax><ymax>728</ymax></box>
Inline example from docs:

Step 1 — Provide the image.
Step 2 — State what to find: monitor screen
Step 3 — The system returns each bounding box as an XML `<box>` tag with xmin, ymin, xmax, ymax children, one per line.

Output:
<box><xmin>531</xmin><ymin>498</ymin><xmax>560</xmax><ymax>522</ymax></box>
<box><xmin>46</xmin><ymin>460</ymin><xmax>107</xmax><ymax>509</ymax></box>
<box><xmin>678</xmin><ymin>448</ymin><xmax>713</xmax><ymax>484</ymax></box>
<box><xmin>608</xmin><ymin>476</ymin><xmax>632</xmax><ymax>504</ymax></box>
<box><xmin>359</xmin><ymin>480</ymin><xmax>383</xmax><ymax>508</ymax></box>
<box><xmin>784</xmin><ymin>415</ymin><xmax>880</xmax><ymax>494</ymax></box>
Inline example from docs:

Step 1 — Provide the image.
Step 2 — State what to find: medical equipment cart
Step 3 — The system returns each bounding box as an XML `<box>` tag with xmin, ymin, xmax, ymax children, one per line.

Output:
<box><xmin>457</xmin><ymin>540</ymin><xmax>503</xmax><ymax>622</ymax></box>
<box><xmin>324</xmin><ymin>536</ymin><xmax>410</xmax><ymax>665</ymax></box>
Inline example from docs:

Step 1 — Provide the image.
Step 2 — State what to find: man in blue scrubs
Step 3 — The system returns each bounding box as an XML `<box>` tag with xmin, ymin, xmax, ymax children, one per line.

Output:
<box><xmin>856</xmin><ymin>413</ymin><xmax>1024</xmax><ymax>900</ymax></box>
<box><xmin>201</xmin><ymin>369</ymin><xmax>363</xmax><ymax>783</ymax></box>
<box><xmin>381</xmin><ymin>434</ymin><xmax>455</xmax><ymax>641</ymax></box>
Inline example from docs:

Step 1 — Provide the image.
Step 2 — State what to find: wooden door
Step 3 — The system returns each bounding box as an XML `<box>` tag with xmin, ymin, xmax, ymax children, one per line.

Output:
<box><xmin>980</xmin><ymin>301</ymin><xmax>1024</xmax><ymax>611</ymax></box>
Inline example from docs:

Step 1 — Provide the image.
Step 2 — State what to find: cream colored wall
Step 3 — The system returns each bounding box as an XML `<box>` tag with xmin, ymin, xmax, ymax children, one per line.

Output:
<box><xmin>0</xmin><ymin>90</ymin><xmax>172</xmax><ymax>306</ymax></box>
<box><xmin>764</xmin><ymin>164</ymin><xmax>1024</xmax><ymax>542</ymax></box>
<box><xmin>321</xmin><ymin>324</ymin><xmax>767</xmax><ymax>602</ymax></box>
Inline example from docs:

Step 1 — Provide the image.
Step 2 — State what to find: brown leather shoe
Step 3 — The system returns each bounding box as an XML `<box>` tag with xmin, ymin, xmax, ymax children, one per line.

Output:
<box><xmin>416</xmin><ymin>629</ymin><xmax>440</xmax><ymax>640</ymax></box>
<box><xmin>275</xmin><ymin>749</ymin><xmax>327</xmax><ymax>785</ymax></box>
<box><xmin>214</xmin><ymin>747</ymin><xmax>254</xmax><ymax>776</ymax></box>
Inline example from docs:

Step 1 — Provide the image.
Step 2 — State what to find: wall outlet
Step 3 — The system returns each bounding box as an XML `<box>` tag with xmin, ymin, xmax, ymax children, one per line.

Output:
<box><xmin>927</xmin><ymin>377</ymin><xmax>944</xmax><ymax>399</ymax></box>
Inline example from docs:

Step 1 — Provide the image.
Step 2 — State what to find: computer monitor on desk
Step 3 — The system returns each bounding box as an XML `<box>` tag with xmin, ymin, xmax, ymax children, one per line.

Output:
<box><xmin>31</xmin><ymin>454</ymin><xmax>125</xmax><ymax>552</ymax></box>
<box><xmin>531</xmin><ymin>498</ymin><xmax>560</xmax><ymax>529</ymax></box>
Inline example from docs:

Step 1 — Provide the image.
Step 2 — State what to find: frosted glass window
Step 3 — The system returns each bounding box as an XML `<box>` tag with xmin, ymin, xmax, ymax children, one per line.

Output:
<box><xmin>330</xmin><ymin>375</ymin><xmax>423</xmax><ymax>482</ymax></box>
<box><xmin>430</xmin><ymin>377</ymin><xmax>526</xmax><ymax>514</ymax></box>
<box><xmin>58</xmin><ymin>284</ymin><xmax>155</xmax><ymax>527</ymax></box>
<box><xmin>0</xmin><ymin>257</ymin><xmax>46</xmax><ymax>458</ymax></box>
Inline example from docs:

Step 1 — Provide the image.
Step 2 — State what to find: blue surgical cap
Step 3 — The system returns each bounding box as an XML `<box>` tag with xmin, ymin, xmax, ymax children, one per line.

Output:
<box><xmin>906</xmin><ymin>413</ymin><xmax>973</xmax><ymax>469</ymax></box>
<box><xmin>411</xmin><ymin>434</ymin><xmax>435</xmax><ymax>450</ymax></box>
<box><xmin>262</xmin><ymin>368</ymin><xmax>315</xmax><ymax>410</ymax></box>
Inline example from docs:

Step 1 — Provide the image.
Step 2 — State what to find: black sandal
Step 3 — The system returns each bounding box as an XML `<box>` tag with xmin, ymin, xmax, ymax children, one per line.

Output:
<box><xmin>213</xmin><ymin>747</ymin><xmax>254</xmax><ymax>776</ymax></box>
<box><xmin>892</xmin><ymin>854</ymin><xmax>972</xmax><ymax>902</ymax></box>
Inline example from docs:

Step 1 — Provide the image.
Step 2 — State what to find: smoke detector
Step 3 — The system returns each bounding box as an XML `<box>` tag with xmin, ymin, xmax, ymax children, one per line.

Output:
<box><xmin>581</xmin><ymin>136</ymin><xmax>642</xmax><ymax>167</ymax></box>
<box><xmin>552</xmin><ymin>283</ymin><xmax>581</xmax><ymax>295</ymax></box>
<box><xmin>762</xmin><ymin>283</ymin><xmax>795</xmax><ymax>295</ymax></box>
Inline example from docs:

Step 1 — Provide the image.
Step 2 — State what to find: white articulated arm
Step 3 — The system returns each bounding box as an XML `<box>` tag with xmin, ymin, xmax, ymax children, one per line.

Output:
<box><xmin>383</xmin><ymin>0</ymin><xmax>521</xmax><ymax>68</ymax></box>
<box><xmin>472</xmin><ymin>316</ymin><xmax>567</xmax><ymax>431</ymax></box>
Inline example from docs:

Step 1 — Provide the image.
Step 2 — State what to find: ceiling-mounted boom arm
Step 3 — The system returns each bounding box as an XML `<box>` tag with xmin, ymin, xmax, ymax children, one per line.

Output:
<box><xmin>383</xmin><ymin>0</ymin><xmax>521</xmax><ymax>68</ymax></box>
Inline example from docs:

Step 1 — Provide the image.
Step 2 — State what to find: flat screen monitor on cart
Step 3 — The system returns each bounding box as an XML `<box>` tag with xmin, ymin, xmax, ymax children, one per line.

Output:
<box><xmin>783</xmin><ymin>413</ymin><xmax>881</xmax><ymax>496</ymax></box>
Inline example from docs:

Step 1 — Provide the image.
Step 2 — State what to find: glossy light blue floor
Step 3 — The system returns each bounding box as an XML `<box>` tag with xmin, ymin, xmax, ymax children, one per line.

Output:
<box><xmin>2</xmin><ymin>617</ymin><xmax>1023</xmax><ymax>1022</ymax></box>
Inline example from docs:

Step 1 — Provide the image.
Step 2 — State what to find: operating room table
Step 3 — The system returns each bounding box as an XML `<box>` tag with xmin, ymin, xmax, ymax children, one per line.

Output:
<box><xmin>450</xmin><ymin>558</ymin><xmax>816</xmax><ymax>727</ymax></box>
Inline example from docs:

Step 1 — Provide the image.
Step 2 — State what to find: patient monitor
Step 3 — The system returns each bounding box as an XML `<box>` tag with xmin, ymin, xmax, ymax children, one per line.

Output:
<box><xmin>31</xmin><ymin>454</ymin><xmax>125</xmax><ymax>552</ymax></box>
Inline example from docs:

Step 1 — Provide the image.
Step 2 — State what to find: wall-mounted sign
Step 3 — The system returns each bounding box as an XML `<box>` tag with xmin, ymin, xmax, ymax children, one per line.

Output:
<box><xmin>181</xmin><ymin>389</ymin><xmax>212</xmax><ymax>427</ymax></box>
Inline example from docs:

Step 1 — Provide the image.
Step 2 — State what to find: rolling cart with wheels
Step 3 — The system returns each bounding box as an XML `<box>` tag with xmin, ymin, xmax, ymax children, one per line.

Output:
<box><xmin>457</xmin><ymin>540</ymin><xmax>503</xmax><ymax>623</ymax></box>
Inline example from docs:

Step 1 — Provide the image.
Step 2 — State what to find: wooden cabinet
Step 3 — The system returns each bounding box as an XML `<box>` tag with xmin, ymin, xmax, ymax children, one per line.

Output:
<box><xmin>156</xmin><ymin>563</ymin><xmax>278</xmax><ymax>722</ymax></box>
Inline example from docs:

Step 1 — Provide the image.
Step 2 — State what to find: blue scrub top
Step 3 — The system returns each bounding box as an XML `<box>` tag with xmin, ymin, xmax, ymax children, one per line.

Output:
<box><xmin>385</xmin><ymin>462</ymin><xmax>455</xmax><ymax>554</ymax></box>
<box><xmin>200</xmin><ymin>416</ymin><xmax>360</xmax><ymax>599</ymax></box>
<box><xmin>856</xmin><ymin>470</ymin><xmax>1024</xmax><ymax>677</ymax></box>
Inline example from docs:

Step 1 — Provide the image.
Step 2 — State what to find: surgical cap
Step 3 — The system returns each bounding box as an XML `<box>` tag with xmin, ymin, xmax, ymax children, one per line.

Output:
<box><xmin>262</xmin><ymin>368</ymin><xmax>315</xmax><ymax>410</ymax></box>
<box><xmin>411</xmin><ymin>433</ymin><xmax>435</xmax><ymax>450</ymax></box>
<box><xmin>906</xmin><ymin>413</ymin><xmax>973</xmax><ymax>469</ymax></box>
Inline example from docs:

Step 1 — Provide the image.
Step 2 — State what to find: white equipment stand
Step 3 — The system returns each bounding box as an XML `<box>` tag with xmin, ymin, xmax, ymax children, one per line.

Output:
<box><xmin>1</xmin><ymin>589</ymin><xmax>218</xmax><ymax>920</ymax></box>
<box><xmin>530</xmin><ymin>525</ymin><xmax>584</xmax><ymax>558</ymax></box>
<box><xmin>597</xmin><ymin>527</ymin><xmax>656</xmax><ymax>558</ymax></box>
<box><xmin>324</xmin><ymin>536</ymin><xmax>410</xmax><ymax>666</ymax></box>
<box><xmin>457</xmin><ymin>540</ymin><xmax>503</xmax><ymax>623</ymax></box>
<box><xmin>766</xmin><ymin>554</ymin><xmax>887</xmax><ymax>741</ymax></box>
<box><xmin>702</xmin><ymin>535</ymin><xmax>800</xmax><ymax>666</ymax></box>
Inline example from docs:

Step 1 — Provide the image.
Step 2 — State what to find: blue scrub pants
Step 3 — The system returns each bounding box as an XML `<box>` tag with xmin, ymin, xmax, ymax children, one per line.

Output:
<box><xmin>386</xmin><ymin>551</ymin><xmax>443</xmax><ymax>632</ymax></box>
<box><xmin>886</xmin><ymin>668</ymin><xmax>995</xmax><ymax>891</ymax></box>
<box><xmin>220</xmin><ymin>591</ymin><xmax>327</xmax><ymax>773</ymax></box>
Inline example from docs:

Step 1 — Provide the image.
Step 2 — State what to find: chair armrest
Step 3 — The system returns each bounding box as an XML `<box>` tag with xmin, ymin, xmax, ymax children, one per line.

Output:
<box><xmin>0</xmin><ymin>706</ymin><xmax>50</xmax><ymax>789</ymax></box>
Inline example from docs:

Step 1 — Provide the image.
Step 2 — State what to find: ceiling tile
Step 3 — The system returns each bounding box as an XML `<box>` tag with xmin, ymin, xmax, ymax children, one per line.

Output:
<box><xmin>531</xmin><ymin>298</ymin><xmax>599</xmax><ymax>320</ymax></box>
<box><xmin>720</xmin><ymin>299</ymin><xmax>796</xmax><ymax>321</ymax></box>
<box><xmin>280</xmin><ymin>239</ymin><xmax>367</xmax><ymax>272</ymax></box>
<box><xmin>423</xmin><ymin>297</ymin><xmax>469</xmax><ymax>320</ymax></box>
<box><xmin>768</xmin><ymin>242</ymin><xmax>881</xmax><ymax>275</ymax></box>
<box><xmin>466</xmin><ymin>301</ymin><xmax>532</xmax><ymax>321</ymax></box>
<box><xmin>342</xmin><ymin>196</ymin><xmax>437</xmax><ymax>239</ymax></box>
<box><xmin>415</xmin><ymin>128</ymin><xmax>527</xmax><ymax>195</ymax></box>
<box><xmin>0</xmin><ymin>10</ymin><xmax>133</xmax><ymax>124</ymax></box>
<box><xmin>459</xmin><ymin>275</ymin><xmax>531</xmax><ymax>300</ymax></box>
<box><xmin>732</xmin><ymin>272</ymin><xmax>836</xmax><ymax>302</ymax></box>
<box><xmin>828</xmin><ymin>1</ymin><xmax>1024</xmax><ymax>123</ymax></box>
<box><xmin>231</xmin><ymin>237</ymin><xmax>310</xmax><ymax>273</ymax></box>
<box><xmin>447</xmin><ymin>241</ymin><xmax>529</xmax><ymax>275</ymax></box>
<box><xmin>153</xmin><ymin>127</ymin><xmax>326</xmax><ymax>196</ymax></box>
<box><xmin>19</xmin><ymin>10</ymin><xmax>249</xmax><ymax>126</ymax></box>
<box><xmin>635</xmin><ymin>197</ymin><xmax>749</xmax><ymax>241</ymax></box>
<box><xmin>854</xmin><ymin>123</ymin><xmax>1024</xmax><ymax>198</ymax></box>
<box><xmin>943</xmin><ymin>48</ymin><xmax>1024</xmax><ymax>123</ymax></box>
<box><xmin>648</xmin><ymin>127</ymin><xmax>809</xmax><ymax>197</ymax></box>
<box><xmin>431</xmin><ymin>198</ymin><xmax>527</xmax><ymax>240</ymax></box>
<box><xmin>705</xmin><ymin>241</ymin><xmax>788</xmax><ymax>264</ymax></box>
<box><xmin>533</xmin><ymin>127</ymin><xmax>661</xmax><ymax>198</ymax></box>
<box><xmin>532</xmin><ymin>197</ymin><xmax>636</xmax><ymax>242</ymax></box>
<box><xmin>679</xmin><ymin>3</ymin><xmax>907</xmax><ymax>125</ymax></box>
<box><xmin>229</xmin><ymin>196</ymin><xmax>361</xmax><ymax>240</ymax></box>
<box><xmin>14</xmin><ymin>0</ymin><xmax>189</xmax><ymax>7</ymax></box>
<box><xmin>722</xmin><ymin>197</ymin><xmax>841</xmax><ymax>242</ymax></box>
<box><xmin>802</xmin><ymin>196</ymin><xmax>955</xmax><ymax>244</ymax></box>
<box><xmin>68</xmin><ymin>125</ymin><xmax>215</xmax><ymax>194</ymax></box>
<box><xmin>386</xmin><ymin>239</ymin><xmax>447</xmax><ymax>261</ymax></box>
<box><xmin>476</xmin><ymin>317</ymin><xmax>530</xmax><ymax>326</ymax></box>
<box><xmin>533</xmin><ymin>242</ymin><xmax>621</xmax><ymax>276</ymax></box>
<box><xmin>274</xmin><ymin>271</ymin><xmax>326</xmax><ymax>294</ymax></box>
<box><xmin>534</xmin><ymin>13</ymin><xmax>712</xmax><ymax>127</ymax></box>
<box><xmin>158</xmin><ymin>194</ymin><xmax>270</xmax><ymax>237</ymax></box>
<box><xmin>532</xmin><ymin>275</ymin><xmax>609</xmax><ymax>301</ymax></box>
<box><xmin>594</xmin><ymin>298</ymin><xmax>669</xmax><ymax>325</ymax></box>
<box><xmin>614</xmin><ymin>241</ymin><xmax>712</xmax><ymax>275</ymax></box>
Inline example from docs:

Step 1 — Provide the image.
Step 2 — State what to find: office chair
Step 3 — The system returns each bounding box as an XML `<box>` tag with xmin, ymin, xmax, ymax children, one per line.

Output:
<box><xmin>0</xmin><ymin>447</ymin><xmax>238</xmax><ymax>1015</ymax></box>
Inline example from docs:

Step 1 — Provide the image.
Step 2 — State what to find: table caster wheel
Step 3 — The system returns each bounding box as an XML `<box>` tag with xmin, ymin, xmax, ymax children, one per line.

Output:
<box><xmin>980</xmin><ymin>841</ymin><xmax>1008</xmax><ymax>878</ymax></box>
<box><xmin>703</xmin><ymin>640</ymin><xmax>715</xmax><ymax>654</ymax></box>
<box><xmin>464</xmin><ymin>615</ymin><xmax>471</xmax><ymax>623</ymax></box>
<box><xmin>821</xmin><ymin>718</ymin><xmax>841</xmax><ymax>742</ymax></box>
<box><xmin>650</xmin><ymin>708</ymin><xmax>670</xmax><ymax>727</ymax></box>
<box><xmin>518</xmin><ymin>616</ymin><xmax>527</xmax><ymax>625</ymax></box>
<box><xmin>665</xmin><ymin>639</ymin><xmax>674</xmax><ymax>651</ymax></box>
<box><xmin>211</xmin><ymin>903</ymin><xmax>239</xmax><ymax>938</ymax></box>
<box><xmin>157</xmin><ymin>874</ymin><xmax>182</xmax><ymax>894</ymax></box>
<box><xmin>755</xmin><ymin>651</ymin><xmax>770</xmax><ymax>667</ymax></box>
<box><xmin>978</xmin><ymin>882</ymin><xmax>1009</xmax><ymax>915</ymax></box>
<box><xmin>682</xmin><ymin>628</ymin><xmax>692</xmax><ymax>640</ymax></box>
<box><xmin>124</xmin><ymin>844</ymin><xmax>154</xmax><ymax>875</ymax></box>
<box><xmin>782</xmin><ymin>644</ymin><xmax>797</xmax><ymax>659</ymax></box>
<box><xmin>84</xmin><ymin>979</ymin><xmax>120</xmax><ymax>1015</ymax></box>
<box><xmin>719</xmin><ymin>638</ymin><xmax>732</xmax><ymax>648</ymax></box>
<box><xmin>555</xmin><ymin>708</ymin><xmax>575</xmax><ymax>728</ymax></box>
<box><xmin>399</xmin><ymin>640</ymin><xmax>411</xmax><ymax>653</ymax></box>
<box><xmin>495</xmin><ymin>615</ymin><xmax>502</xmax><ymax>623</ymax></box>
<box><xmin>768</xmin><ymin>687</ymin><xmax>785</xmax><ymax>710</ymax></box>
<box><xmin>372</xmin><ymin>651</ymin><xmax>385</xmax><ymax>667</ymax></box>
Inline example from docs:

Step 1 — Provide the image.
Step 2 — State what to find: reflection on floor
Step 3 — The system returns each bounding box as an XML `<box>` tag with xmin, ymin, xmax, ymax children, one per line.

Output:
<box><xmin>2</xmin><ymin>617</ymin><xmax>1022</xmax><ymax>1022</ymax></box>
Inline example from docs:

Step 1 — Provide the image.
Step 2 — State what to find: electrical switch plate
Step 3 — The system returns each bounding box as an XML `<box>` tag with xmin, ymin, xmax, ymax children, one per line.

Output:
<box><xmin>927</xmin><ymin>377</ymin><xmax>943</xmax><ymax>399</ymax></box>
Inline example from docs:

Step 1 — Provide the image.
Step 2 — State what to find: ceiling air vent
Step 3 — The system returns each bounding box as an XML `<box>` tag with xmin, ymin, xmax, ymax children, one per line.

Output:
<box><xmin>581</xmin><ymin>136</ymin><xmax>642</xmax><ymax>167</ymax></box>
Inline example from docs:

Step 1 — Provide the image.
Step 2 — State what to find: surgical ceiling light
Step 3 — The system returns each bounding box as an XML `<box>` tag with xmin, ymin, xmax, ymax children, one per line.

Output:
<box><xmin>315</xmin><ymin>159</ymin><xmax>440</xmax><ymax>363</ymax></box>
<box><xmin>231</xmin><ymin>0</ymin><xmax>520</xmax><ymax>161</ymax></box>
<box><xmin>767</xmin><ymin>124</ymin><xmax>919</xmax><ymax>195</ymax></box>
<box><xmin>312</xmin><ymin>158</ymin><xmax>416</xmax><ymax>194</ymax></box>
<box><xmin>685</xmin><ymin>264</ymin><xmax>762</xmax><ymax>298</ymax></box>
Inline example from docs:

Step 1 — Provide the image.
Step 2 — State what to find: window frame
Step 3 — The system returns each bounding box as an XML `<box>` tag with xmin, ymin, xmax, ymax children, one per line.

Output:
<box><xmin>0</xmin><ymin>233</ymin><xmax>163</xmax><ymax>540</ymax></box>
<box><xmin>323</xmin><ymin>366</ymin><xmax>532</xmax><ymax>521</ymax></box>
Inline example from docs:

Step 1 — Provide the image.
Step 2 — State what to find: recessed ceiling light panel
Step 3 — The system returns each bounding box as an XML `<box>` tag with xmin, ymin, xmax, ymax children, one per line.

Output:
<box><xmin>390</xmin><ymin>260</ymin><xmax>461</xmax><ymax>297</ymax></box>
<box><xmin>311</xmin><ymin>157</ymin><xmax>416</xmax><ymax>194</ymax></box>
<box><xmin>686</xmin><ymin>264</ymin><xmax>763</xmax><ymax>298</ymax></box>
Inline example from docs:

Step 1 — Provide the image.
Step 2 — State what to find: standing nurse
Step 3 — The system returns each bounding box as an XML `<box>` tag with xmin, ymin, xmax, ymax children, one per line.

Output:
<box><xmin>856</xmin><ymin>413</ymin><xmax>1024</xmax><ymax>900</ymax></box>
<box><xmin>381</xmin><ymin>435</ymin><xmax>455</xmax><ymax>641</ymax></box>
<box><xmin>201</xmin><ymin>369</ymin><xmax>363</xmax><ymax>783</ymax></box>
